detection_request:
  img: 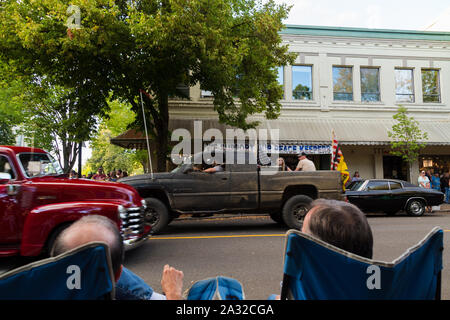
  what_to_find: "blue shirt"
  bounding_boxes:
[115,267,166,300]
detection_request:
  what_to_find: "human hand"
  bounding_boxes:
[161,264,184,300]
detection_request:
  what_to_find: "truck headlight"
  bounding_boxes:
[117,205,127,219]
[141,199,147,209]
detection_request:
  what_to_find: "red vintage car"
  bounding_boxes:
[0,145,151,257]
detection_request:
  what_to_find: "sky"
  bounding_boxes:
[273,0,450,31]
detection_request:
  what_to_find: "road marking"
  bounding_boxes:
[150,234,286,240]
[152,230,450,240]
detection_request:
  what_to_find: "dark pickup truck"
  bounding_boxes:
[120,153,344,234]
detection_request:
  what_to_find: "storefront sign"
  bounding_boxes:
[204,143,331,155]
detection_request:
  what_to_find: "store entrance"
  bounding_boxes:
[383,156,407,181]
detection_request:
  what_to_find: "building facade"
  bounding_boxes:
[113,25,450,183]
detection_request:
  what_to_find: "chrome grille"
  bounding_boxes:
[119,205,145,241]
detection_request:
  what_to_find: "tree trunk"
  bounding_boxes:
[155,93,169,172]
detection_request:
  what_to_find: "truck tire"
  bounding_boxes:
[281,195,313,230]
[144,197,169,234]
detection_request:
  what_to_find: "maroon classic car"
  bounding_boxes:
[0,145,151,257]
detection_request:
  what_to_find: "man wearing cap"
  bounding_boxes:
[295,152,316,172]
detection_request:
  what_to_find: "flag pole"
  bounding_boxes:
[140,90,154,180]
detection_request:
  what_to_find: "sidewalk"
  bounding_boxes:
[436,203,450,212]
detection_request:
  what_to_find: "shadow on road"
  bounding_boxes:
[156,215,288,236]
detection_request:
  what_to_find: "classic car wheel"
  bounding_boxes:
[144,197,169,234]
[406,199,425,216]
[281,195,313,230]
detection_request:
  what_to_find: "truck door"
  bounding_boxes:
[0,154,21,244]
[171,165,231,212]
[228,164,259,210]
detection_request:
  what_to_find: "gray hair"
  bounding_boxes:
[52,215,124,275]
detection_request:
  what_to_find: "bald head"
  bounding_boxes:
[302,199,373,259]
[52,215,124,278]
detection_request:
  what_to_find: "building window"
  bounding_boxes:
[277,66,284,99]
[360,67,380,102]
[333,66,353,101]
[277,66,284,86]
[395,68,414,103]
[292,65,313,100]
[421,69,440,103]
[201,90,213,98]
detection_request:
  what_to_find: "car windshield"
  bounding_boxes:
[347,180,365,191]
[18,152,64,178]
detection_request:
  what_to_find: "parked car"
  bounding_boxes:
[120,151,345,233]
[0,145,151,257]
[345,179,444,216]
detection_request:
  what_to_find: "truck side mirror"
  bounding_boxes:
[6,185,20,196]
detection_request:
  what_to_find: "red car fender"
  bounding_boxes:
[20,201,127,256]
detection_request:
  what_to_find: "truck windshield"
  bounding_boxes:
[18,153,64,178]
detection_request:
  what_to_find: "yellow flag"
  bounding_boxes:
[337,154,350,190]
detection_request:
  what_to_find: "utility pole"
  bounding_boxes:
[78,142,82,178]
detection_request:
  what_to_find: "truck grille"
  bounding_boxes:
[119,206,146,242]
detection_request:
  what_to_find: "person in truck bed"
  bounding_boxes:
[52,215,184,300]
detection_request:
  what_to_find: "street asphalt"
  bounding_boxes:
[1,206,450,300]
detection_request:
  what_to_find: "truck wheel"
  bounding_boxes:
[144,197,169,234]
[282,195,313,230]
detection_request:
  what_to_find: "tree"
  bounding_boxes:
[388,106,428,178]
[116,0,297,171]
[1,0,296,172]
[86,100,144,175]
[0,0,113,171]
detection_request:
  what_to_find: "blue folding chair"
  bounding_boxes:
[278,227,443,300]
[187,276,245,300]
[0,242,115,300]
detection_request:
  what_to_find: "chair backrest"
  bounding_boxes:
[187,276,245,300]
[0,242,115,300]
[280,227,443,300]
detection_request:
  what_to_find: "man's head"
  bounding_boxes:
[302,199,373,259]
[298,152,307,161]
[52,215,124,281]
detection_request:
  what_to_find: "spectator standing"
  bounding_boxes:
[92,167,107,181]
[351,171,362,182]
[418,170,430,189]
[443,173,450,203]
[431,173,441,191]
[108,171,117,182]
[418,171,433,213]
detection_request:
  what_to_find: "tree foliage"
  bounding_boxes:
[1,0,296,172]
[388,106,428,164]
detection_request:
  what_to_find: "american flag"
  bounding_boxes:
[330,131,342,170]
